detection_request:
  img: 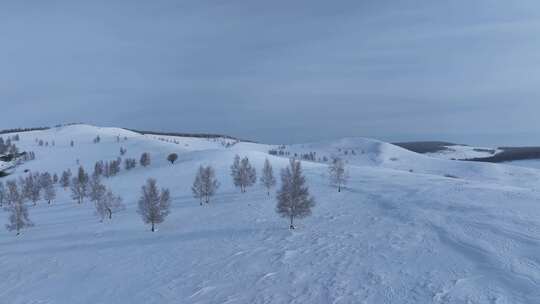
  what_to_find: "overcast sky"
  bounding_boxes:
[1,1,540,145]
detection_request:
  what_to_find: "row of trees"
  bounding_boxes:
[191,156,322,229]
[0,137,19,155]
[0,171,58,235]
[2,151,347,234]
[148,156,316,231]
[0,164,128,234]
[0,172,57,207]
[140,155,344,230]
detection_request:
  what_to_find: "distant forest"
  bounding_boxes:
[128,129,252,142]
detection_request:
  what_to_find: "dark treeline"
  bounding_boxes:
[393,141,460,154]
[127,129,254,143]
[0,123,85,136]
[0,127,50,135]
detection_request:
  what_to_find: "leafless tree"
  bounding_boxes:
[140,152,151,167]
[94,161,105,177]
[124,158,137,170]
[328,157,349,192]
[192,165,220,205]
[60,169,72,189]
[71,166,89,204]
[40,172,56,204]
[4,181,33,235]
[5,180,19,205]
[230,155,257,193]
[137,178,170,232]
[91,176,124,222]
[276,159,316,229]
[95,190,124,221]
[108,158,121,176]
[260,158,276,196]
[88,174,106,205]
[22,173,41,206]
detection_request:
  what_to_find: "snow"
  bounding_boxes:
[0,161,11,171]
[1,124,540,303]
[506,159,540,170]
[426,145,501,160]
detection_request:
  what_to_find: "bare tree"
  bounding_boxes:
[276,159,316,229]
[230,155,257,193]
[93,161,105,177]
[88,174,123,221]
[140,152,151,167]
[137,178,170,232]
[124,158,137,170]
[71,166,89,204]
[88,174,106,205]
[192,165,220,205]
[22,173,41,206]
[260,158,276,196]
[94,186,124,222]
[192,168,205,205]
[60,169,72,189]
[5,180,19,205]
[328,157,348,192]
[108,158,121,176]
[167,153,178,164]
[230,155,241,188]
[4,181,33,235]
[40,172,56,204]
[103,162,111,177]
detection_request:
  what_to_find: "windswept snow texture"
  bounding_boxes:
[1,125,540,304]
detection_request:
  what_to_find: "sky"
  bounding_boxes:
[1,0,540,146]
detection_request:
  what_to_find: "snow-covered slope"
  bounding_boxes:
[1,125,540,303]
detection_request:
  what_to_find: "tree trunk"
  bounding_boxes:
[107,208,112,219]
[151,222,155,232]
[289,216,295,230]
[338,185,341,192]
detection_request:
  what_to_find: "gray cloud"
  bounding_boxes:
[1,0,540,145]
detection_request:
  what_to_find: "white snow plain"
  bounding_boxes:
[1,124,540,304]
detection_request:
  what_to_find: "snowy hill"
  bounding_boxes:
[1,124,540,303]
